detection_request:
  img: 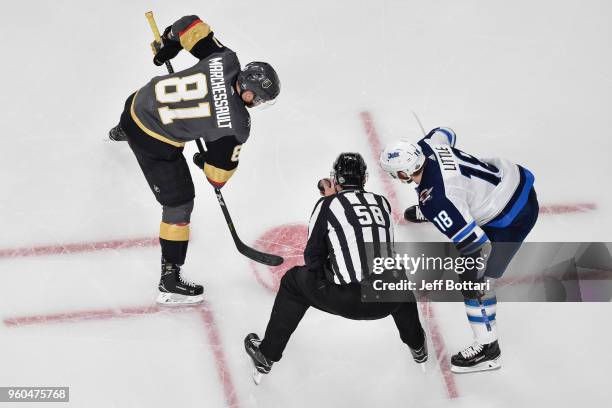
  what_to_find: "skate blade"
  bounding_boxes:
[156,292,204,306]
[418,362,427,373]
[247,356,266,385]
[246,350,266,385]
[252,369,263,385]
[451,357,501,374]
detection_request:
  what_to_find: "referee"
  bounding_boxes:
[244,152,427,383]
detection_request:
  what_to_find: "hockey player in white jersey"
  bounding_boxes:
[380,127,539,373]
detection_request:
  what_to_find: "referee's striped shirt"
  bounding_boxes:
[304,189,394,284]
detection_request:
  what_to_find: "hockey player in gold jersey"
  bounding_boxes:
[109,15,281,305]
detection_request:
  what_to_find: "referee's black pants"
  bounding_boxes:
[259,265,425,362]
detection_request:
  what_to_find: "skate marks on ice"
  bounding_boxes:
[3,301,240,408]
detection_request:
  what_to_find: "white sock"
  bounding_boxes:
[464,283,498,345]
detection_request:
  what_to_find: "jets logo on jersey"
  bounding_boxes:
[387,151,400,159]
[419,187,433,205]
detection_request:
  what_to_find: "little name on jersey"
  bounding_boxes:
[434,145,457,171]
[209,58,232,129]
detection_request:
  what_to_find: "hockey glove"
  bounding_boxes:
[193,151,207,169]
[153,26,182,66]
[458,242,491,278]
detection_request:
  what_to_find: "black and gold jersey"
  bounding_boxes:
[130,16,251,148]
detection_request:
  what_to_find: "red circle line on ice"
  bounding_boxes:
[250,223,308,292]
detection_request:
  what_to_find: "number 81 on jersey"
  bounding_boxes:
[154,73,212,125]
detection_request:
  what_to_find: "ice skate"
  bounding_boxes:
[244,333,273,385]
[156,260,203,306]
[108,124,127,141]
[451,340,501,373]
[409,329,428,372]
[410,342,428,364]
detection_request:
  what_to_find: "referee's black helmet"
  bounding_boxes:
[332,152,368,188]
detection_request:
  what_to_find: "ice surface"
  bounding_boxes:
[1,1,611,407]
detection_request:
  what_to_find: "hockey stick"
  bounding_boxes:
[144,11,284,267]
[195,141,284,266]
[411,110,427,136]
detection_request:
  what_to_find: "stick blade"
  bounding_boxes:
[238,243,284,266]
[212,188,284,266]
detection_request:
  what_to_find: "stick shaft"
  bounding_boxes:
[411,111,427,136]
[144,11,174,74]
[145,11,163,43]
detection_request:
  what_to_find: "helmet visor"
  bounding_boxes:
[388,170,413,184]
[249,94,278,109]
[397,170,412,181]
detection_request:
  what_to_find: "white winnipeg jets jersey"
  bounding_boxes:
[416,128,535,254]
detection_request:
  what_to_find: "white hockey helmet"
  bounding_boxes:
[379,140,425,184]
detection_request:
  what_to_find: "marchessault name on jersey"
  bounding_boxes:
[209,57,232,129]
